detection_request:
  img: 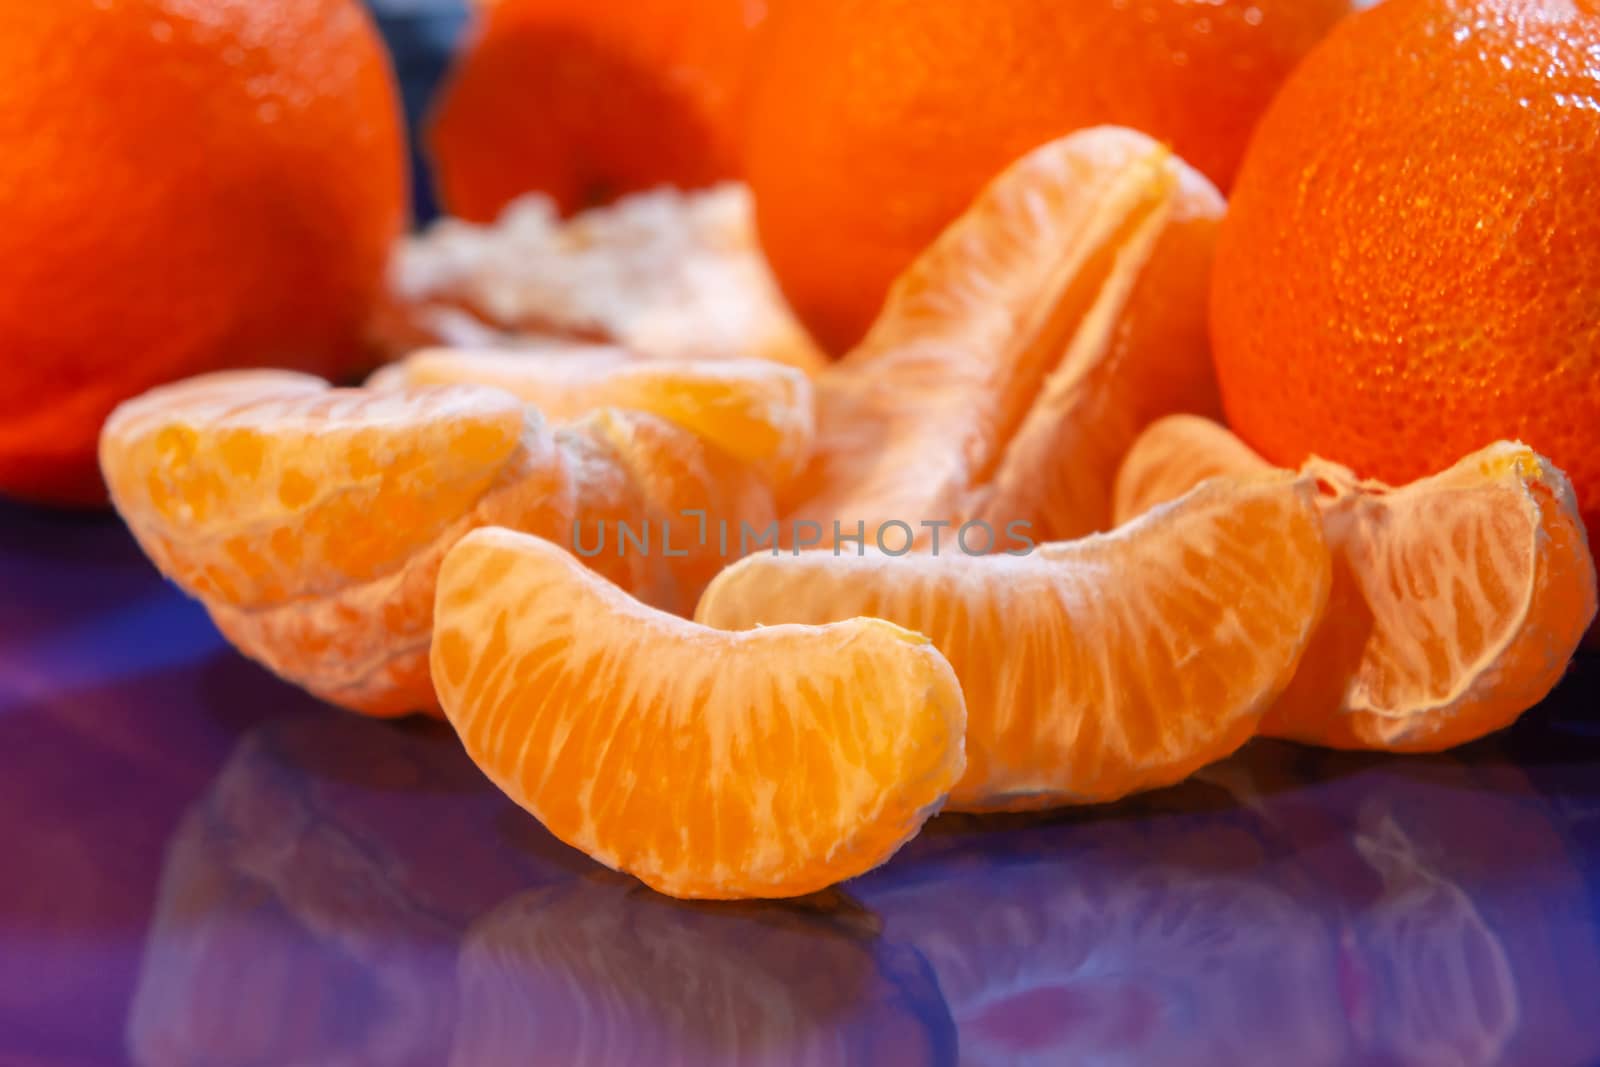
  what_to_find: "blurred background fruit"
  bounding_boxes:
[1211,0,1600,562]
[0,0,408,505]
[428,0,767,222]
[743,0,1355,353]
[378,185,827,371]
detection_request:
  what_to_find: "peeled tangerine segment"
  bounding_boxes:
[100,369,530,609]
[1114,418,1599,751]
[783,125,1224,546]
[1113,414,1279,526]
[430,528,967,900]
[101,371,774,716]
[698,475,1331,812]
[370,346,816,489]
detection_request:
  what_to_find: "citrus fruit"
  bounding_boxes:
[429,0,764,220]
[698,475,1330,812]
[782,127,1223,548]
[430,527,967,899]
[452,880,955,1064]
[1210,0,1600,565]
[381,185,825,372]
[0,0,406,505]
[370,347,815,488]
[1115,419,1598,751]
[745,0,1353,351]
[100,371,775,715]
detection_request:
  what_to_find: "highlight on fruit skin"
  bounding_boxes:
[1115,417,1599,751]
[430,527,968,900]
[699,474,1332,812]
[1208,0,1600,572]
[781,126,1226,549]
[369,347,816,489]
[99,370,774,716]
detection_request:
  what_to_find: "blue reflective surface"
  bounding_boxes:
[2,502,1599,1065]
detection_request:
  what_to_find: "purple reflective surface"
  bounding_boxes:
[2,501,1599,1066]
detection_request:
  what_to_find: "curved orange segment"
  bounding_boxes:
[1113,414,1277,525]
[699,476,1330,811]
[101,372,775,716]
[1114,419,1598,750]
[431,528,967,899]
[100,370,532,609]
[783,126,1224,547]
[1276,444,1597,750]
[372,348,815,488]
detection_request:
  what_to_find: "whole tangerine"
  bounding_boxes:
[0,0,407,505]
[428,0,767,222]
[744,0,1353,353]
[1211,0,1600,561]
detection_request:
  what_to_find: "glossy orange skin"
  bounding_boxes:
[745,0,1353,353]
[429,0,765,222]
[0,0,406,508]
[0,0,407,505]
[1212,0,1600,562]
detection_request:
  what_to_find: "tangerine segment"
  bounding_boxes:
[571,407,775,611]
[431,528,967,900]
[371,348,816,488]
[195,410,769,716]
[204,439,573,718]
[103,372,776,716]
[1276,444,1596,751]
[698,476,1330,812]
[782,126,1223,546]
[100,371,530,609]
[1114,421,1598,751]
[1113,414,1278,526]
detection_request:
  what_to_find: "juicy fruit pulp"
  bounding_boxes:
[699,476,1331,811]
[783,127,1225,548]
[1115,419,1598,750]
[431,528,967,899]
[1211,0,1600,565]
[370,348,816,489]
[100,371,774,715]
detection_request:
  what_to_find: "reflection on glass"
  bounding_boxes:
[121,711,1600,1067]
[1347,812,1517,1063]
[857,740,1600,1067]
[125,715,572,1066]
[1212,746,1600,1067]
[862,802,1348,1066]
[123,714,955,1067]
[452,879,955,1067]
